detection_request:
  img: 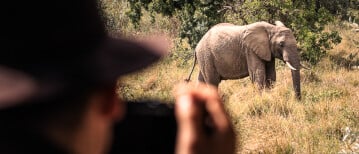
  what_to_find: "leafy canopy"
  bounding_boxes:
[125,0,356,65]
[127,0,226,48]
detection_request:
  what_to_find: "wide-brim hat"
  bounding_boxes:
[0,0,165,109]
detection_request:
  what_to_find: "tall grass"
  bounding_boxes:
[119,60,358,153]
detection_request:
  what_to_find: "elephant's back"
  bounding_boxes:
[195,23,248,79]
[196,24,243,52]
[212,23,235,27]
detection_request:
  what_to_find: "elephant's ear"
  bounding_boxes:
[243,23,272,61]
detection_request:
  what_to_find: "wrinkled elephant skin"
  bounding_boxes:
[193,21,301,99]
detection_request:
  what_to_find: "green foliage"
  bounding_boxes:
[169,38,193,67]
[300,31,341,65]
[112,0,357,65]
[319,0,359,20]
[126,0,226,48]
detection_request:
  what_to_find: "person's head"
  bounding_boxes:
[0,0,164,153]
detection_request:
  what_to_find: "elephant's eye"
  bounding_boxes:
[279,41,285,48]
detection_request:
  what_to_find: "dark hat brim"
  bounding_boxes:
[0,36,164,109]
[92,37,163,84]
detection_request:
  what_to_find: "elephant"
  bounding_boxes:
[186,21,302,99]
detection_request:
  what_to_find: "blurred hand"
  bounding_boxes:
[174,83,235,154]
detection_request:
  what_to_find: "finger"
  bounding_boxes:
[174,85,207,153]
[175,94,204,131]
[174,83,235,154]
[174,83,206,135]
[186,83,235,152]
[175,82,232,134]
[174,82,219,101]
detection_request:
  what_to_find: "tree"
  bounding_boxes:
[126,0,228,48]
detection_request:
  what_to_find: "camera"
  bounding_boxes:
[109,101,177,154]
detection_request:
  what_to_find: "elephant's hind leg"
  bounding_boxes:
[203,68,221,87]
[198,70,221,87]
[198,55,221,87]
[198,71,205,82]
[197,71,221,87]
[207,76,221,87]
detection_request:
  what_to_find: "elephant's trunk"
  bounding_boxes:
[291,70,301,99]
[283,49,301,99]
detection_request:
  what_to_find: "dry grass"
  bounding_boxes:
[119,62,359,154]
[221,66,358,153]
[116,20,359,153]
[327,22,359,70]
[117,59,192,103]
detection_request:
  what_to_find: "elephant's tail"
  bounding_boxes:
[185,50,197,82]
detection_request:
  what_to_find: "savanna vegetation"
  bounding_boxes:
[101,0,359,153]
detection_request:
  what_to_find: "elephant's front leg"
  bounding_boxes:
[265,59,276,88]
[246,52,266,89]
[251,68,266,89]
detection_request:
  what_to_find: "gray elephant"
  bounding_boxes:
[187,21,302,99]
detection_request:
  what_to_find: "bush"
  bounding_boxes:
[126,0,226,48]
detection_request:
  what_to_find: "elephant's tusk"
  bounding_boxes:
[286,62,298,70]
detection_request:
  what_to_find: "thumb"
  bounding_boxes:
[175,93,205,140]
[174,85,207,153]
